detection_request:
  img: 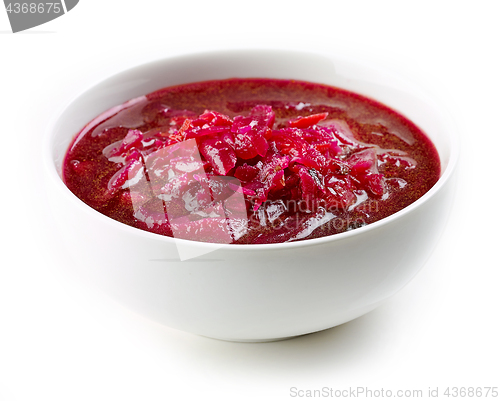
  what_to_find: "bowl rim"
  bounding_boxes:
[43,48,460,251]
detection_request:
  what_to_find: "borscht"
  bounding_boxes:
[63,79,440,244]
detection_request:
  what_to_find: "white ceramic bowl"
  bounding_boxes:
[44,50,458,342]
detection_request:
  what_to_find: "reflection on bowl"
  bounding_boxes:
[43,50,458,342]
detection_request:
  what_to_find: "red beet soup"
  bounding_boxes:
[63,79,440,244]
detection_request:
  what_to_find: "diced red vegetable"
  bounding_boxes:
[289,112,328,128]
[199,135,237,176]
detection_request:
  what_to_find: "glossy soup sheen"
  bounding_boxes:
[63,79,440,244]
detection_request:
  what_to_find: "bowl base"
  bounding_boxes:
[202,334,305,343]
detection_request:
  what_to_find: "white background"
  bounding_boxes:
[1,1,499,400]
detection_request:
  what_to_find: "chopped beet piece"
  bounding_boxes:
[234,164,259,182]
[289,112,328,128]
[199,135,237,176]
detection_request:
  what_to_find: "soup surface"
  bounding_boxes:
[63,79,440,244]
